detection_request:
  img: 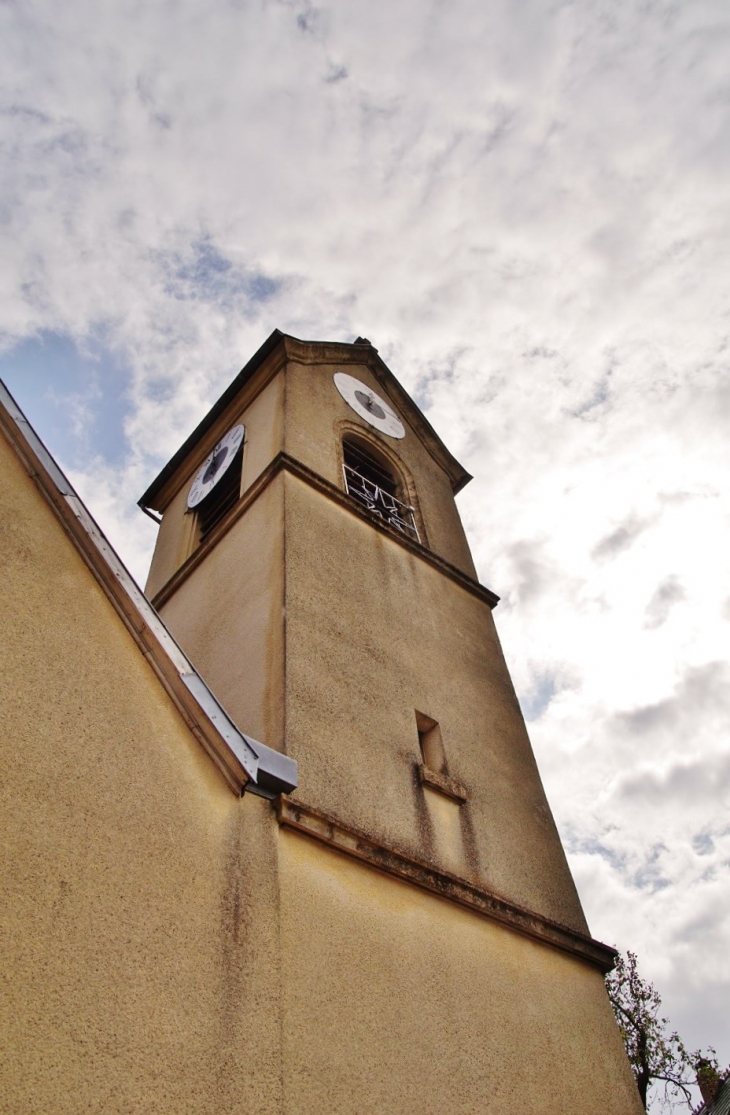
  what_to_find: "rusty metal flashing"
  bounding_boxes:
[151,450,500,612]
[277,797,618,973]
[0,381,297,801]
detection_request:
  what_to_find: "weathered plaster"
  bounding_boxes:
[278,830,644,1115]
[0,430,286,1113]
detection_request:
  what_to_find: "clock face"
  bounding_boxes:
[334,373,405,439]
[187,424,245,509]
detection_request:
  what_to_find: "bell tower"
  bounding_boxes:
[139,331,643,1115]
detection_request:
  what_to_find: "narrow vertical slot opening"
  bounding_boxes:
[416,711,447,774]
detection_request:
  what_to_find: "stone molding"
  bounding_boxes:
[276,796,618,974]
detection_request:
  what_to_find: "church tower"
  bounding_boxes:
[139,331,642,1114]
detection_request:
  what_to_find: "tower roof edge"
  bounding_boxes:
[365,345,472,495]
[138,330,472,510]
[138,328,286,510]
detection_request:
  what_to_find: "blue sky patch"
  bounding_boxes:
[165,239,281,308]
[0,331,132,467]
[519,671,557,721]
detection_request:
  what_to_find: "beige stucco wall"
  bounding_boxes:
[146,365,284,598]
[158,474,286,750]
[1,413,642,1114]
[279,831,644,1115]
[114,334,645,1114]
[146,341,479,600]
[282,355,477,578]
[0,431,284,1114]
[148,351,588,929]
[282,471,587,932]
[153,449,583,929]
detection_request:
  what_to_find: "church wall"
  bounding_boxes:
[282,356,478,579]
[278,829,644,1115]
[2,330,643,1115]
[0,432,285,1114]
[282,470,588,933]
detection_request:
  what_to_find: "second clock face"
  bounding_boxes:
[334,373,405,439]
[187,424,244,509]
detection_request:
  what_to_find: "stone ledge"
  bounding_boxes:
[418,764,468,803]
[276,796,618,974]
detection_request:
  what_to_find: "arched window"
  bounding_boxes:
[342,436,420,543]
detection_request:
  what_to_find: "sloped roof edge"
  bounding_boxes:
[139,328,285,509]
[363,345,472,495]
[0,381,297,801]
[139,329,472,509]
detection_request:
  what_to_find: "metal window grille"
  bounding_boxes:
[342,463,420,543]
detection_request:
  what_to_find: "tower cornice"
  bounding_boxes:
[149,449,499,611]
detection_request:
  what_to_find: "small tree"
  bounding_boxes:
[606,950,719,1112]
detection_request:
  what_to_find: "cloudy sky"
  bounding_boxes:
[2,0,729,1098]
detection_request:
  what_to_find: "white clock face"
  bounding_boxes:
[187,424,245,509]
[334,372,405,439]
